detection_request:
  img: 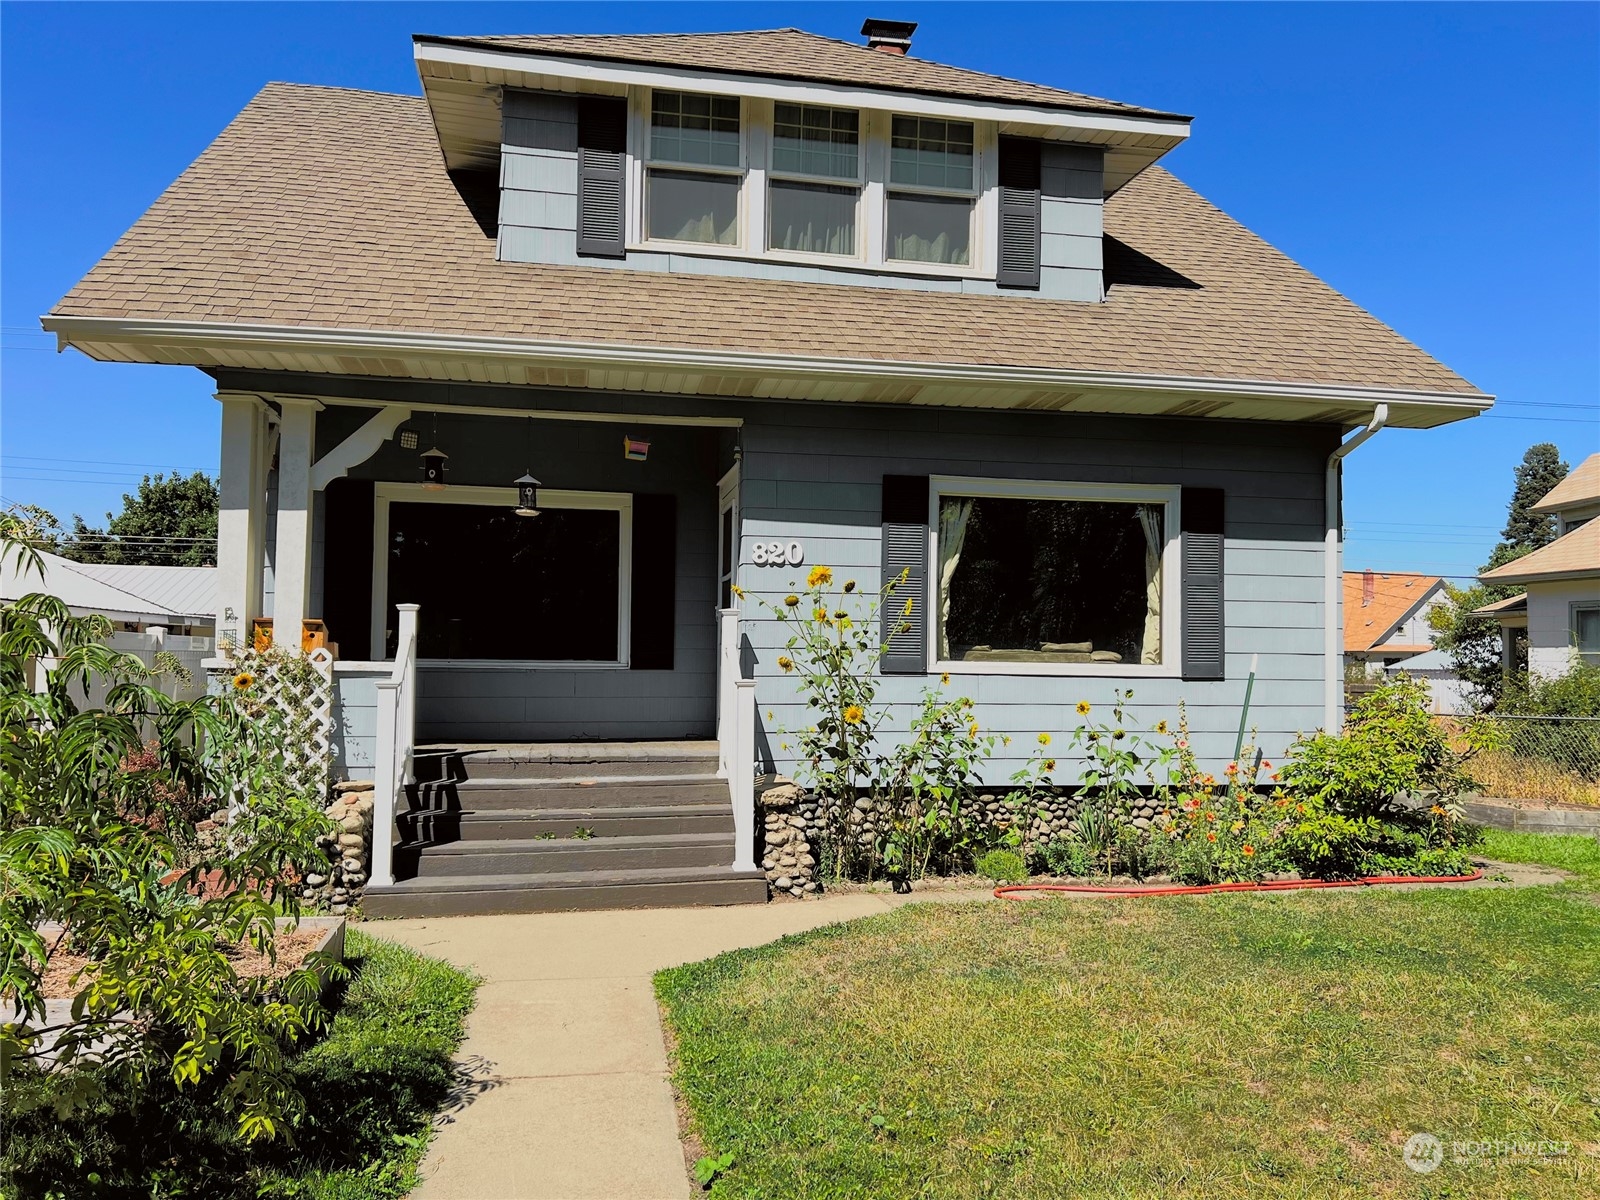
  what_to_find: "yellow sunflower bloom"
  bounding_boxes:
[940,672,951,686]
[777,655,795,672]
[1038,732,1052,746]
[784,594,800,607]
[1075,700,1091,716]
[968,722,980,737]
[814,607,830,623]
[807,565,833,588]
[1155,720,1169,735]
[843,705,864,725]
[730,583,745,599]
[232,671,254,691]
[902,596,915,618]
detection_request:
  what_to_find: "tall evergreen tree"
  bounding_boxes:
[1488,443,1568,565]
[65,472,219,567]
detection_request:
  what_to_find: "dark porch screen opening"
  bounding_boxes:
[386,503,620,661]
[939,496,1164,666]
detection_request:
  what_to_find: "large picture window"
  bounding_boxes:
[1574,603,1600,666]
[374,487,631,664]
[646,91,742,245]
[932,481,1177,669]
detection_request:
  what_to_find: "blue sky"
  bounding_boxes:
[3,2,1596,578]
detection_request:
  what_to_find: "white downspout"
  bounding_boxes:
[1324,403,1388,731]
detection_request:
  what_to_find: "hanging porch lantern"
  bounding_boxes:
[513,472,542,517]
[420,446,448,490]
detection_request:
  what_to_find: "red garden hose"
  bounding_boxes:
[994,870,1483,900]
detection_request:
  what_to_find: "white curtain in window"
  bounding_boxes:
[937,498,974,659]
[1137,504,1163,665]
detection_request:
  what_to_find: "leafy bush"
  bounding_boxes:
[0,523,335,1141]
[975,848,1027,884]
[1040,834,1093,878]
[0,930,479,1199]
[1499,663,1600,717]
[1279,676,1473,817]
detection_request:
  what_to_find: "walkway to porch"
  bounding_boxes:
[376,887,995,1199]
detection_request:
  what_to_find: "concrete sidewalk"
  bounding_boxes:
[373,888,991,1200]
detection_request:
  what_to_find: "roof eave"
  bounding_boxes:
[410,32,1193,123]
[41,313,1495,429]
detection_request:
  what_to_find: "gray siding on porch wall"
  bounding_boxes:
[342,410,723,743]
[732,404,1339,779]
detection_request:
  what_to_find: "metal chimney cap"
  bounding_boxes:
[861,18,917,54]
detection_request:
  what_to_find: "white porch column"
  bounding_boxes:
[271,397,322,650]
[215,393,267,652]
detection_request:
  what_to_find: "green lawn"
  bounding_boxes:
[658,836,1600,1199]
[2,928,478,1199]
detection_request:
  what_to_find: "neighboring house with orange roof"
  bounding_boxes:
[1479,451,1600,678]
[1342,569,1449,669]
[41,19,1492,913]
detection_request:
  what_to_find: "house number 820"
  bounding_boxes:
[751,541,805,566]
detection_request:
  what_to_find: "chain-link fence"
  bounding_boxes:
[1467,715,1600,806]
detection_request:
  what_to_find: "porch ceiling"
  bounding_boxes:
[49,317,1489,431]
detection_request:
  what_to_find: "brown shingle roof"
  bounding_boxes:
[1343,571,1443,652]
[1530,452,1600,515]
[417,29,1185,119]
[48,83,1481,397]
[1479,520,1600,584]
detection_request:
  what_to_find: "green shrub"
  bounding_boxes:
[975,848,1027,884]
[0,930,478,1199]
[1276,809,1385,880]
[1040,835,1093,878]
[1498,663,1600,717]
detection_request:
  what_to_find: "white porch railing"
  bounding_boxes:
[370,604,419,888]
[716,606,757,872]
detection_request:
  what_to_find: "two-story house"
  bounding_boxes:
[1478,452,1600,678]
[43,21,1492,913]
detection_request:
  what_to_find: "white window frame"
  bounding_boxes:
[625,88,993,279]
[1572,600,1600,665]
[884,114,984,271]
[927,476,1183,677]
[371,483,633,669]
[764,98,866,264]
[636,88,749,252]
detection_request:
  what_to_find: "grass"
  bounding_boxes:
[658,836,1600,1200]
[1,928,478,1199]
[1473,751,1600,807]
[1478,828,1600,888]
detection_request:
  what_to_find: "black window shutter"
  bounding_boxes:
[630,493,675,669]
[320,477,373,658]
[1181,487,1226,681]
[577,97,627,259]
[996,137,1042,290]
[880,475,929,675]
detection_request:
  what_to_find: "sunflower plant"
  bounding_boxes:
[753,566,905,872]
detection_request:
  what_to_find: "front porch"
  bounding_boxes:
[215,386,764,906]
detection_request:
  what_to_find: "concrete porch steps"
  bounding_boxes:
[365,739,765,917]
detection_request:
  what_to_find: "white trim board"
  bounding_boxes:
[370,483,634,667]
[926,475,1183,678]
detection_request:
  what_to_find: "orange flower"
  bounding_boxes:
[1204,812,1216,822]
[1242,844,1256,856]
[1225,762,1239,776]
[1206,831,1218,843]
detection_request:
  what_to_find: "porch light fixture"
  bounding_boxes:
[513,472,542,518]
[419,445,448,490]
[419,412,447,490]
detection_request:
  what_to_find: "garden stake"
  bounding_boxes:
[1233,653,1258,763]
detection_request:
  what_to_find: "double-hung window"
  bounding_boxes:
[887,116,977,266]
[768,103,861,257]
[1574,603,1600,666]
[646,91,742,246]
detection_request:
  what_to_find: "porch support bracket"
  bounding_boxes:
[309,406,412,492]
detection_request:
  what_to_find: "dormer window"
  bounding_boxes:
[646,91,742,245]
[887,117,975,266]
[768,103,861,256]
